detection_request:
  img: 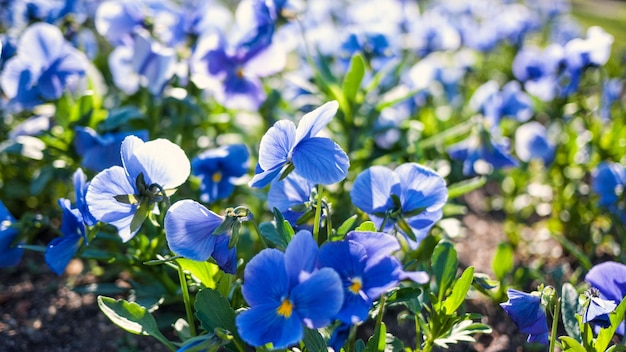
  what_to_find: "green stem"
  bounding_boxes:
[249,217,267,249]
[324,201,332,241]
[416,116,477,149]
[347,324,358,352]
[549,297,560,352]
[313,184,323,244]
[177,265,197,337]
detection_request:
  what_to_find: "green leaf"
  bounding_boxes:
[194,289,240,343]
[447,177,487,200]
[97,296,173,349]
[274,208,294,244]
[70,92,95,126]
[303,328,327,352]
[130,200,151,233]
[559,336,587,352]
[396,217,417,242]
[356,221,377,232]
[258,221,288,249]
[364,322,386,352]
[443,266,475,314]
[386,287,423,305]
[433,319,491,348]
[177,258,219,288]
[337,214,358,237]
[99,106,144,131]
[492,242,514,281]
[561,283,582,342]
[595,296,626,351]
[432,240,458,302]
[342,53,365,103]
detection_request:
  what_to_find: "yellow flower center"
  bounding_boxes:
[349,277,363,294]
[236,67,245,78]
[276,298,293,318]
[212,171,222,183]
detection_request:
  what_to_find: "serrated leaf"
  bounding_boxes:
[97,296,172,348]
[492,242,514,281]
[433,320,491,348]
[432,240,458,302]
[561,283,582,342]
[559,336,587,352]
[356,221,377,232]
[337,215,358,237]
[342,53,365,103]
[444,266,474,314]
[177,258,219,288]
[303,328,327,352]
[194,289,240,343]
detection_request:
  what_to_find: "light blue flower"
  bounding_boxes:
[585,261,626,334]
[514,121,555,165]
[350,163,447,248]
[164,199,236,274]
[0,22,87,110]
[45,199,85,276]
[86,136,190,242]
[249,101,349,188]
[236,231,343,348]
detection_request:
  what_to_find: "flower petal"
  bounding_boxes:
[45,233,81,276]
[294,101,339,146]
[242,248,288,306]
[248,164,283,188]
[350,166,400,214]
[345,231,400,263]
[291,267,343,328]
[268,172,315,212]
[258,120,295,172]
[236,303,303,348]
[362,257,401,299]
[291,137,349,185]
[585,261,626,302]
[124,137,191,189]
[395,163,447,213]
[85,166,138,242]
[164,200,223,261]
[212,235,237,274]
[19,23,65,66]
[284,230,318,288]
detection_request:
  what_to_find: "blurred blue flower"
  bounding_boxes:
[471,81,533,126]
[192,144,249,203]
[95,0,146,45]
[512,44,564,102]
[500,289,549,345]
[514,121,555,165]
[600,78,623,121]
[108,30,177,95]
[74,126,149,173]
[86,136,190,242]
[350,163,447,249]
[0,200,23,268]
[164,199,236,274]
[0,22,87,110]
[319,231,428,324]
[339,30,395,71]
[249,101,350,188]
[449,131,519,176]
[591,162,626,222]
[189,17,285,110]
[45,198,85,276]
[585,261,626,334]
[236,230,343,348]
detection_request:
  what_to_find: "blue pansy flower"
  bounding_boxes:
[470,81,533,126]
[591,162,626,222]
[95,0,146,45]
[86,136,190,242]
[0,22,87,110]
[583,289,617,329]
[45,199,85,276]
[585,261,626,334]
[0,200,23,267]
[249,101,350,188]
[108,29,177,95]
[189,4,284,111]
[73,168,97,227]
[164,199,236,274]
[514,121,555,165]
[236,231,343,348]
[319,231,428,324]
[500,289,549,344]
[350,163,447,249]
[74,126,149,173]
[192,144,250,203]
